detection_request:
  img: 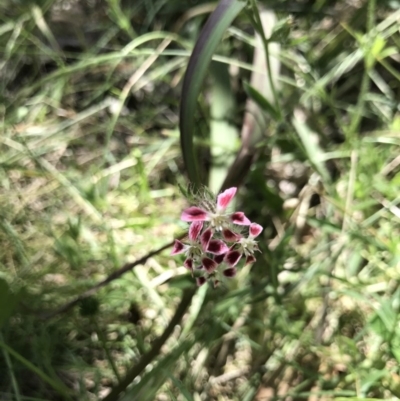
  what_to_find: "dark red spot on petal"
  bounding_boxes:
[217,187,237,210]
[245,255,256,265]
[207,240,229,255]
[249,223,263,238]
[171,240,186,255]
[196,277,207,286]
[231,212,251,226]
[224,250,242,267]
[214,254,225,265]
[201,228,213,251]
[223,268,237,278]
[202,257,218,273]
[222,228,240,242]
[189,221,203,241]
[184,258,193,270]
[181,207,208,222]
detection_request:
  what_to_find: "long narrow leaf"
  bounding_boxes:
[0,340,72,399]
[179,0,245,187]
[292,110,330,182]
[243,81,280,121]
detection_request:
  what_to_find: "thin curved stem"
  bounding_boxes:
[102,288,196,401]
[42,234,185,320]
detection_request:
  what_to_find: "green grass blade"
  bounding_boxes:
[179,0,245,187]
[243,81,280,121]
[0,332,21,401]
[0,340,72,399]
[0,279,21,328]
[292,111,330,182]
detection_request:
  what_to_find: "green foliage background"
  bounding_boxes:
[1,0,400,400]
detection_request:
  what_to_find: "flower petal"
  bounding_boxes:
[222,228,240,242]
[181,207,208,222]
[245,255,256,265]
[207,240,229,255]
[224,250,242,267]
[231,212,251,225]
[217,187,237,211]
[196,277,207,286]
[249,222,263,238]
[202,257,218,273]
[201,228,213,251]
[214,254,225,265]
[189,221,203,241]
[223,268,237,277]
[184,258,193,270]
[171,240,187,255]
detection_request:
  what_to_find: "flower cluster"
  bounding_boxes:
[172,187,263,286]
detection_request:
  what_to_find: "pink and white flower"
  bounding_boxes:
[172,186,264,286]
[171,221,203,256]
[181,187,251,230]
[171,221,204,270]
[224,223,263,267]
